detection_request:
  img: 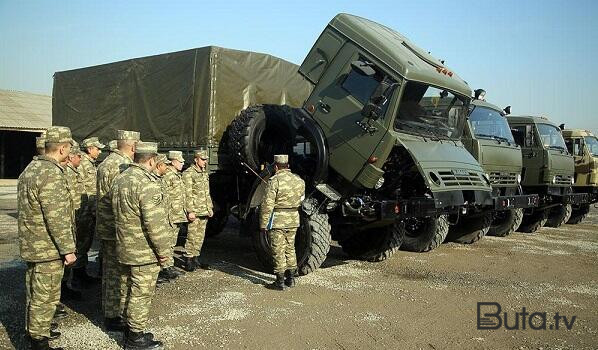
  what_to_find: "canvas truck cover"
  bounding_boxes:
[52,46,313,148]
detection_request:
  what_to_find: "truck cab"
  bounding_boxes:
[506,116,588,231]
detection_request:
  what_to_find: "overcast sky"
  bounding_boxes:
[1,0,597,132]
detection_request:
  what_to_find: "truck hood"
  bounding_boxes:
[479,141,522,171]
[549,150,574,174]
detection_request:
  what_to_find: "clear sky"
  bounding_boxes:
[1,0,597,131]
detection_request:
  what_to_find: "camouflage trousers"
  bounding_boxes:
[101,240,128,318]
[74,204,96,268]
[25,259,64,340]
[124,263,160,332]
[268,228,298,274]
[184,217,208,257]
[163,224,181,268]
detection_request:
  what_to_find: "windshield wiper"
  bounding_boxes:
[548,145,566,152]
[475,133,511,143]
[395,120,439,141]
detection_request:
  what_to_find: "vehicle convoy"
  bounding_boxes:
[562,129,598,224]
[53,13,495,275]
[506,116,589,232]
[460,96,539,237]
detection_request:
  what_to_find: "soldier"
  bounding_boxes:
[96,129,139,331]
[260,154,305,291]
[72,137,105,287]
[182,149,213,272]
[157,151,188,281]
[112,141,169,349]
[18,126,77,350]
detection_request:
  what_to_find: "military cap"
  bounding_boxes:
[136,141,158,155]
[108,140,117,151]
[167,150,185,163]
[274,154,289,164]
[156,153,171,165]
[70,141,82,155]
[194,149,209,160]
[45,126,74,145]
[116,129,140,141]
[35,136,46,149]
[81,136,106,149]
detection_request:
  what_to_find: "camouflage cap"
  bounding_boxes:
[116,129,140,141]
[274,154,288,164]
[167,150,185,163]
[70,141,82,155]
[108,140,117,151]
[81,136,106,149]
[156,153,171,165]
[45,126,74,145]
[135,141,158,155]
[194,149,209,160]
[35,136,46,149]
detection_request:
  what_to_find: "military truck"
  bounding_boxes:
[54,13,494,274]
[562,129,598,224]
[505,116,588,232]
[460,97,539,237]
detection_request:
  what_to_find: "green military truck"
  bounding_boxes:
[54,13,494,274]
[460,97,539,237]
[562,129,598,223]
[505,116,589,232]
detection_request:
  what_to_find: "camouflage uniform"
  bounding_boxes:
[96,130,139,319]
[182,150,212,258]
[260,157,305,275]
[162,153,187,266]
[18,127,75,341]
[112,142,170,333]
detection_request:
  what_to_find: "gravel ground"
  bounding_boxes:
[1,186,597,349]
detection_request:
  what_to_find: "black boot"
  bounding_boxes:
[60,282,82,301]
[50,322,58,331]
[29,336,64,350]
[284,269,296,288]
[267,273,286,291]
[53,308,67,321]
[124,330,163,350]
[71,267,99,289]
[104,317,126,332]
[184,256,196,272]
[49,330,61,340]
[194,256,211,270]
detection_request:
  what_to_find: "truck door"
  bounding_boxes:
[305,43,398,183]
[511,124,543,185]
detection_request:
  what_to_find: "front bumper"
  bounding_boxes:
[493,194,539,210]
[388,189,493,219]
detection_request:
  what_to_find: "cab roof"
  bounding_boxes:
[506,115,560,128]
[471,99,503,112]
[562,129,596,138]
[329,14,471,98]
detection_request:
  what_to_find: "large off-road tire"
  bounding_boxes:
[338,222,405,262]
[447,211,493,244]
[566,203,591,224]
[487,209,524,237]
[517,209,549,233]
[400,215,449,252]
[227,105,295,172]
[250,199,332,275]
[545,204,572,228]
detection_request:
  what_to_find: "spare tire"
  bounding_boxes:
[446,211,493,244]
[338,222,404,262]
[545,204,572,228]
[400,215,449,252]
[566,203,591,224]
[487,209,524,237]
[517,209,549,233]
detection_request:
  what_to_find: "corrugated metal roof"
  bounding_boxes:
[0,89,51,131]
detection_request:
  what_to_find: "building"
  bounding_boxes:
[0,89,51,178]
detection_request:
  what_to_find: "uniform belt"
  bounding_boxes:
[273,207,300,212]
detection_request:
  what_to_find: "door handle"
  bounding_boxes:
[318,100,331,114]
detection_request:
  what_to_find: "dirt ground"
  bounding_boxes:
[1,182,597,350]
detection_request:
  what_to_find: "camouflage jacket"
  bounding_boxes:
[18,156,76,262]
[96,150,132,241]
[162,166,187,224]
[65,164,84,213]
[112,164,170,265]
[79,153,97,206]
[182,165,213,217]
[260,169,305,229]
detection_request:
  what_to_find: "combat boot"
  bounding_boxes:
[104,317,127,332]
[71,267,99,289]
[53,308,67,321]
[29,336,64,350]
[124,330,163,350]
[49,330,61,340]
[194,256,211,270]
[267,273,286,291]
[184,256,196,272]
[284,269,297,288]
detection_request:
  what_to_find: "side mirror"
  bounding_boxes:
[525,124,534,147]
[361,101,383,120]
[351,60,375,76]
[503,106,511,115]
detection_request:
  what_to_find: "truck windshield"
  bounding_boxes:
[469,106,515,143]
[584,136,598,156]
[394,82,467,139]
[537,124,567,151]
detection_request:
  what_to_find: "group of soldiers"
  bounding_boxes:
[18,126,305,350]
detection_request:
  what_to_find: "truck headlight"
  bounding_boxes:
[516,174,522,183]
[552,176,557,184]
[375,177,385,189]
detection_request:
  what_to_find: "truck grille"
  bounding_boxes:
[437,170,484,187]
[489,172,518,186]
[554,174,572,185]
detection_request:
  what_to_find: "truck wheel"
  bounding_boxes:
[227,104,295,172]
[517,209,549,233]
[487,209,523,237]
[338,222,404,262]
[400,215,449,252]
[250,200,332,275]
[447,212,493,244]
[545,204,572,228]
[566,203,591,224]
